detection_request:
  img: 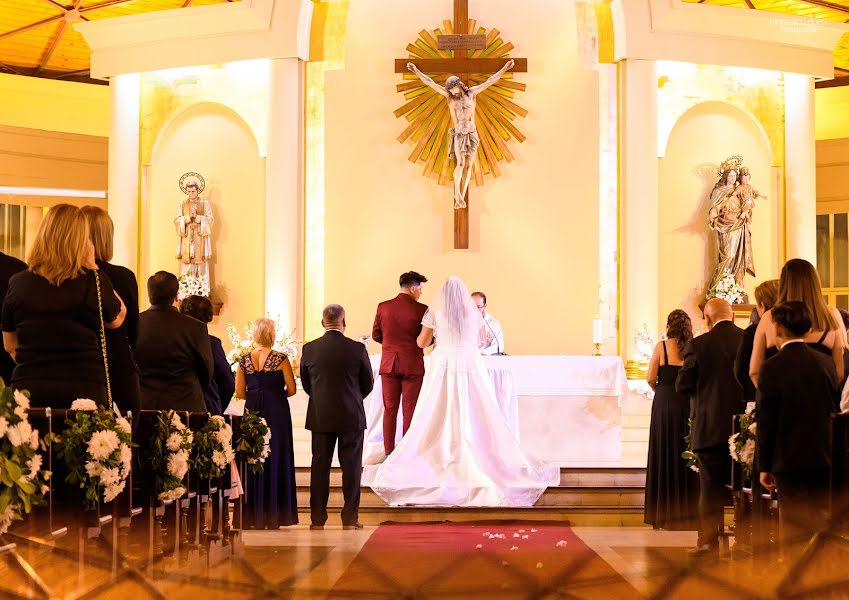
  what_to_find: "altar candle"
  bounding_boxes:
[592,317,603,344]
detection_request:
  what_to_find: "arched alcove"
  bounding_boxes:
[658,100,779,327]
[145,102,265,337]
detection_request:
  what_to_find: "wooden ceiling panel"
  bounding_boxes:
[0,0,235,80]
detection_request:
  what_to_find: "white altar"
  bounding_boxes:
[289,355,628,468]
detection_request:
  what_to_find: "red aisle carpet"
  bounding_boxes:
[331,521,640,599]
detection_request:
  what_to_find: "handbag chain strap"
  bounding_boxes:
[94,270,113,410]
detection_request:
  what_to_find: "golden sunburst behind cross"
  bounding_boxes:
[394,20,528,188]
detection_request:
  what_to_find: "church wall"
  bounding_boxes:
[319,0,601,354]
[659,102,778,331]
[0,73,110,137]
[816,86,849,141]
[145,103,265,341]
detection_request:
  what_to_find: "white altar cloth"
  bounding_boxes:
[362,355,626,467]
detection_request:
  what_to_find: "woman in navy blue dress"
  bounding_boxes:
[235,318,299,529]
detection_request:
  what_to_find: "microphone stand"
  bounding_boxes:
[484,314,507,356]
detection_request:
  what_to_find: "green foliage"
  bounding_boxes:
[189,416,233,481]
[0,378,51,533]
[235,410,271,474]
[57,403,133,511]
[147,411,192,501]
[681,418,699,473]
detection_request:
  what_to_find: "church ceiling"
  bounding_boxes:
[0,0,236,83]
[1,1,848,84]
[684,0,849,77]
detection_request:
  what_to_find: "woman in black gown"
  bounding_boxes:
[235,318,299,529]
[82,206,140,419]
[644,309,698,530]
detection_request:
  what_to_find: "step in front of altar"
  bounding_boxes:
[293,467,647,525]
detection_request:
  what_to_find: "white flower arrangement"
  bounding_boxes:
[729,410,757,479]
[0,383,51,534]
[225,318,300,371]
[177,273,210,300]
[149,411,193,502]
[191,415,235,480]
[60,401,133,509]
[708,271,746,305]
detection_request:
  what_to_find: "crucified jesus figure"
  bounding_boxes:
[407,59,515,208]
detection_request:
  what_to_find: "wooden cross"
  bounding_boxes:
[394,0,528,249]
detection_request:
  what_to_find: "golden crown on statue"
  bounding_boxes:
[716,155,744,177]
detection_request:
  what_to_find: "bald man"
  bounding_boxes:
[676,298,744,557]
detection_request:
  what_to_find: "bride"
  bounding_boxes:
[366,276,559,507]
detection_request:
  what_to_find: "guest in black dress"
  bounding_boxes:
[236,318,299,529]
[644,309,698,530]
[734,279,778,404]
[180,295,234,415]
[82,206,141,419]
[0,251,26,385]
[1,204,127,407]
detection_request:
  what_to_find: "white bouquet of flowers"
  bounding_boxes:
[60,399,133,509]
[149,411,194,502]
[729,409,756,479]
[708,271,745,305]
[190,415,235,480]
[226,317,300,371]
[178,273,210,300]
[0,382,51,534]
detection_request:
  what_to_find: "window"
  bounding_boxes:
[817,212,849,309]
[0,203,27,260]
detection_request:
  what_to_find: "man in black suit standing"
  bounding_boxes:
[758,301,838,554]
[136,271,213,412]
[0,252,26,385]
[676,298,744,556]
[301,304,374,530]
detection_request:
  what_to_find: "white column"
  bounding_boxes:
[784,72,817,264]
[107,73,141,271]
[265,58,304,335]
[619,59,659,363]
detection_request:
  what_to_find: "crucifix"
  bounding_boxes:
[394,0,528,249]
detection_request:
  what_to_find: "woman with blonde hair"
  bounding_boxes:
[81,206,140,419]
[236,318,298,528]
[750,259,846,387]
[2,204,126,407]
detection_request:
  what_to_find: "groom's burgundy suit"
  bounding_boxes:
[372,293,428,455]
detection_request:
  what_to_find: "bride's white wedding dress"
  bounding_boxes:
[364,278,559,507]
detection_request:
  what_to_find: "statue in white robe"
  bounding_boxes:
[174,178,214,286]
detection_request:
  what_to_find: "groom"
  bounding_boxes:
[372,271,428,455]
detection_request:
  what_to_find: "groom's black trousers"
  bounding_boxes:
[310,430,364,526]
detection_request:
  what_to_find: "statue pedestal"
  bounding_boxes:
[732,303,755,323]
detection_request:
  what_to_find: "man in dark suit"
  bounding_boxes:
[136,271,213,412]
[758,301,838,554]
[0,252,26,385]
[676,298,744,556]
[301,304,374,530]
[372,271,428,455]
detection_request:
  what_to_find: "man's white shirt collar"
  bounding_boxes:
[779,339,806,350]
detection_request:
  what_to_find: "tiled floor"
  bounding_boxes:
[5,521,849,598]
